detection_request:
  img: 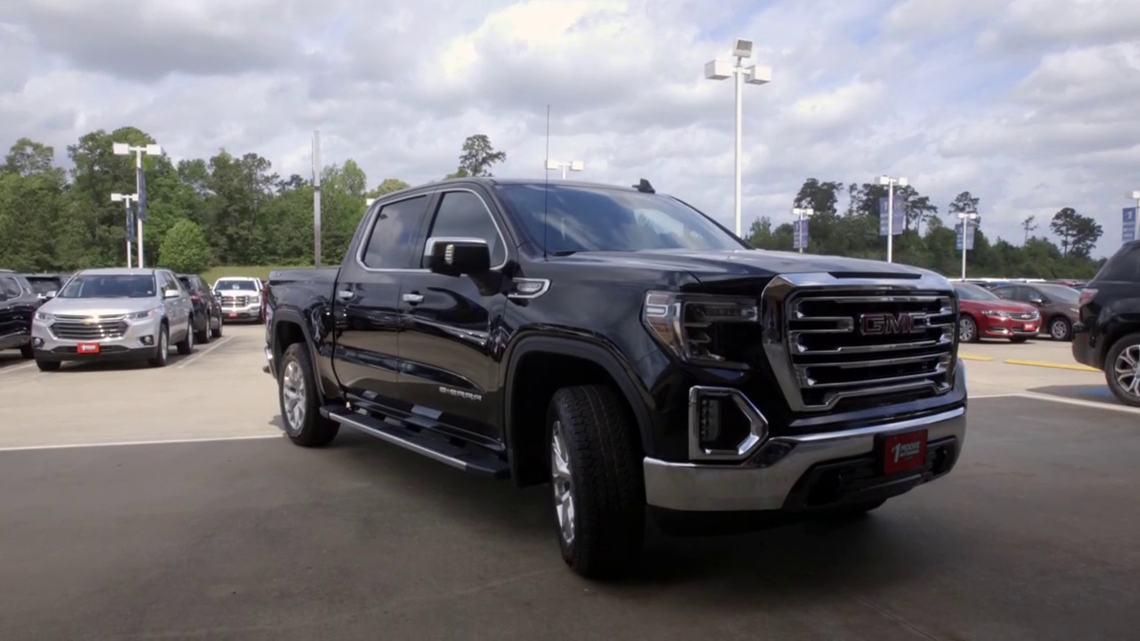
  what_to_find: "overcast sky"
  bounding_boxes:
[2,0,1139,255]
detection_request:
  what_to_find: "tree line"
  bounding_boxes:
[0,128,509,274]
[0,127,1106,279]
[747,179,1107,279]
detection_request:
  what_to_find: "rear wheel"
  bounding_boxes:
[19,343,34,359]
[1049,317,1072,341]
[1105,333,1140,408]
[279,343,339,447]
[547,385,644,579]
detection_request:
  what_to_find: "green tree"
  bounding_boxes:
[1049,207,1102,258]
[158,220,211,273]
[366,178,410,198]
[456,134,506,177]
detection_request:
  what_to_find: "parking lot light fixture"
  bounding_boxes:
[705,37,772,238]
[958,211,979,279]
[112,142,162,268]
[545,159,584,180]
[878,175,907,263]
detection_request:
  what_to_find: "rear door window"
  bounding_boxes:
[1096,245,1140,282]
[361,196,431,269]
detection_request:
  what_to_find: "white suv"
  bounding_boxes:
[213,277,264,323]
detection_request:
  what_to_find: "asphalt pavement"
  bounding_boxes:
[0,328,1137,639]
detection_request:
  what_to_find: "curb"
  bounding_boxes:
[1003,359,1100,373]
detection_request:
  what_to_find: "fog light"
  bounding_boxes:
[32,338,43,348]
[141,335,154,346]
[698,397,722,443]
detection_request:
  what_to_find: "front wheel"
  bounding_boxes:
[210,314,223,339]
[1105,333,1140,408]
[195,315,211,344]
[547,385,645,579]
[35,359,60,372]
[148,324,169,368]
[958,316,979,343]
[1010,336,1029,344]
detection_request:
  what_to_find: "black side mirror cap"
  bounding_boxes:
[425,237,492,276]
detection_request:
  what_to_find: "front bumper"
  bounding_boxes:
[221,303,261,320]
[980,315,1039,338]
[31,316,162,362]
[643,406,965,513]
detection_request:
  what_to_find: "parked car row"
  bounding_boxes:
[952,280,1081,343]
[1,268,268,371]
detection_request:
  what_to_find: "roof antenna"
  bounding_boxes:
[543,104,550,261]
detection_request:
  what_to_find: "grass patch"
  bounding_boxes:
[201,265,310,285]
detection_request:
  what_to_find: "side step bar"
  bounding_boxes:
[320,406,510,479]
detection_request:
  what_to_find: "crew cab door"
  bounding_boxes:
[397,187,509,445]
[331,193,433,413]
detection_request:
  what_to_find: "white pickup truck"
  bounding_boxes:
[212,277,264,323]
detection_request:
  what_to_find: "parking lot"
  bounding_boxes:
[2,329,1137,640]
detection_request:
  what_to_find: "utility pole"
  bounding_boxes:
[313,131,322,268]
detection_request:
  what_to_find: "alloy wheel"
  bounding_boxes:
[958,318,975,342]
[1051,319,1068,340]
[1113,345,1140,400]
[282,360,307,432]
[550,419,576,546]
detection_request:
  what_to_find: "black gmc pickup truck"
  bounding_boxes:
[265,177,968,578]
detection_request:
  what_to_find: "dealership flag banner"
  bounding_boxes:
[792,219,809,250]
[878,194,907,236]
[137,165,149,222]
[955,222,976,251]
[1123,207,1137,243]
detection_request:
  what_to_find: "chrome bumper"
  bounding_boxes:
[643,406,966,512]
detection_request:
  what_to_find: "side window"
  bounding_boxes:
[361,196,431,269]
[0,277,20,298]
[426,191,506,266]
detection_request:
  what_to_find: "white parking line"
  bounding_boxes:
[969,393,1023,399]
[0,433,282,453]
[175,335,235,369]
[0,361,37,376]
[1012,391,1140,415]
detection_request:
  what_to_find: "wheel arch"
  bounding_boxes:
[503,336,655,488]
[270,308,338,405]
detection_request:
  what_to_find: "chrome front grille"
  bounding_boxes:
[221,295,250,307]
[761,273,958,413]
[51,315,129,341]
[1010,312,1038,321]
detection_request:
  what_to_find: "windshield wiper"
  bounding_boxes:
[551,250,578,256]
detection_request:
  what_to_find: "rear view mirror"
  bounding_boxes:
[164,288,181,299]
[425,237,491,276]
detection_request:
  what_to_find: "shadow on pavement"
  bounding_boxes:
[1029,383,1122,406]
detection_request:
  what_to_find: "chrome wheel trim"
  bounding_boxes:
[1113,345,1140,399]
[958,317,974,342]
[1051,319,1068,339]
[282,360,307,432]
[551,419,576,547]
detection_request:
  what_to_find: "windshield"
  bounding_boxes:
[26,277,62,294]
[954,282,1001,301]
[1037,284,1080,304]
[493,184,746,254]
[59,275,156,299]
[214,280,258,291]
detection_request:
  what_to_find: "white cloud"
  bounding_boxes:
[1,0,1138,256]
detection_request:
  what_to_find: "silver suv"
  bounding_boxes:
[31,268,195,371]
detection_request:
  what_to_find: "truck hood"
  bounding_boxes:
[41,297,160,316]
[556,248,936,283]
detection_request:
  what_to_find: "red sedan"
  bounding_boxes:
[953,281,1040,343]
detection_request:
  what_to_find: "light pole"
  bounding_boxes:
[112,142,161,267]
[111,192,138,268]
[545,159,584,180]
[878,175,908,263]
[958,211,978,279]
[705,38,772,238]
[792,207,813,253]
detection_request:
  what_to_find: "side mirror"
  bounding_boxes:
[1028,297,1044,305]
[45,290,56,299]
[164,288,181,299]
[425,237,491,276]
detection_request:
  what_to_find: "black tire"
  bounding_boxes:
[1010,336,1029,344]
[176,320,195,355]
[195,315,211,345]
[210,314,223,339]
[1049,316,1072,341]
[148,323,169,368]
[958,315,979,343]
[19,343,34,359]
[278,343,339,447]
[36,360,60,372]
[546,385,645,579]
[1104,333,1140,408]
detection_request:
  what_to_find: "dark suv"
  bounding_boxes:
[1072,241,1140,406]
[178,274,224,343]
[0,273,40,359]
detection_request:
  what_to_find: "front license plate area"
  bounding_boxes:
[879,429,927,475]
[77,343,100,354]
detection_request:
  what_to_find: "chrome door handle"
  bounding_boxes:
[336,290,354,301]
[402,293,424,304]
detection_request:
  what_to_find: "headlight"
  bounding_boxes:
[129,308,162,320]
[34,311,54,322]
[642,291,758,369]
[981,310,1009,318]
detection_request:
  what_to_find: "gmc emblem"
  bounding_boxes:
[860,312,926,336]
